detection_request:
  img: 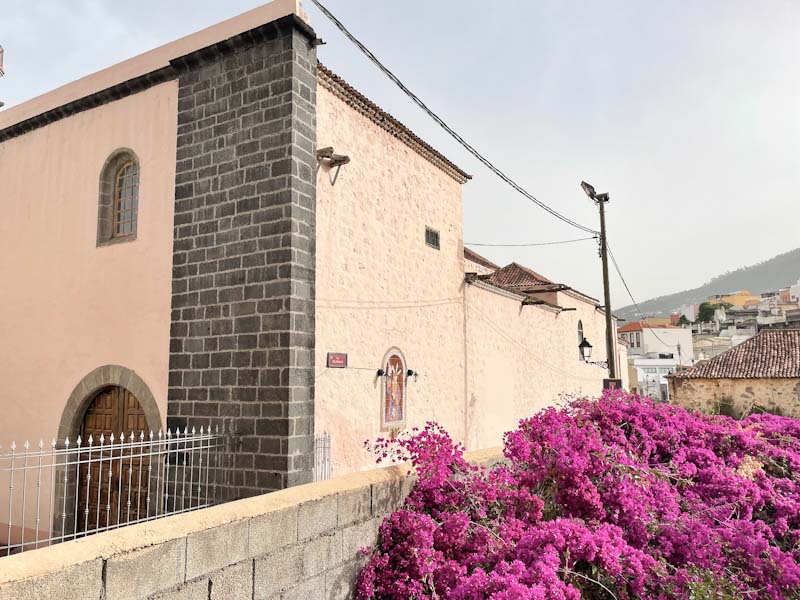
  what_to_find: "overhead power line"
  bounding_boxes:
[308,0,599,236]
[607,244,679,349]
[465,236,597,248]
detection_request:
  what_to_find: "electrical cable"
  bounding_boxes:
[308,0,599,236]
[607,244,679,349]
[465,236,596,248]
[467,298,600,383]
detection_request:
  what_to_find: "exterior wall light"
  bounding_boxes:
[376,369,387,380]
[406,370,418,382]
[580,338,609,369]
[579,338,593,361]
[317,146,350,185]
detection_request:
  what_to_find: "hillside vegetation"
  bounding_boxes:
[616,247,800,322]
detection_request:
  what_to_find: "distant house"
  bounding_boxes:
[669,329,800,418]
[618,321,693,363]
[709,290,761,308]
[619,320,693,401]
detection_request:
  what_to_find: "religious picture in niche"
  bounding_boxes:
[382,351,406,429]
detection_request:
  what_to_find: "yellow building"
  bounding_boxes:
[709,291,761,308]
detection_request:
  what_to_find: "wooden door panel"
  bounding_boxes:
[77,387,150,532]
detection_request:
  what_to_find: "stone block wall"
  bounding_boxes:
[669,377,800,418]
[167,15,318,498]
[0,448,502,600]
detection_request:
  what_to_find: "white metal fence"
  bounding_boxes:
[313,432,331,482]
[0,426,225,555]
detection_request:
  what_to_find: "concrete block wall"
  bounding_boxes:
[0,447,502,600]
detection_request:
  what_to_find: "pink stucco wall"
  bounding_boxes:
[0,82,179,448]
[314,86,629,475]
[465,283,628,449]
[0,51,629,490]
[314,85,468,474]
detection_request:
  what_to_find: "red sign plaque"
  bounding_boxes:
[327,353,348,368]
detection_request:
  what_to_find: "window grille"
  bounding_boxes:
[113,162,139,237]
[425,227,440,250]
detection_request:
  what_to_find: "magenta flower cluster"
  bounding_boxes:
[357,392,800,599]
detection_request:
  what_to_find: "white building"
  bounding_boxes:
[632,358,677,402]
[678,303,697,322]
[790,279,800,302]
[619,321,694,365]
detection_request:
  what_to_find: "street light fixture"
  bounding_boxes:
[579,337,609,369]
[581,180,616,379]
[579,338,593,361]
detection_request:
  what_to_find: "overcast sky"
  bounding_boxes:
[1,0,798,307]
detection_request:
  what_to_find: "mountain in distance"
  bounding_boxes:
[615,247,800,323]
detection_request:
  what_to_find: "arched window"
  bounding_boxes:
[381,348,407,430]
[578,320,584,360]
[97,149,139,245]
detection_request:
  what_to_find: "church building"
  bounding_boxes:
[0,0,626,514]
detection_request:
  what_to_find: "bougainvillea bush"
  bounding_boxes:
[357,392,800,599]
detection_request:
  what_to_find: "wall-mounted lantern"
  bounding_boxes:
[580,337,608,369]
[406,369,418,383]
[579,338,593,361]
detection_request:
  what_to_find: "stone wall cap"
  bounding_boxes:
[318,63,471,185]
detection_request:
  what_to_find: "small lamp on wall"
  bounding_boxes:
[406,369,418,383]
[376,369,387,381]
[580,338,608,369]
[579,338,593,362]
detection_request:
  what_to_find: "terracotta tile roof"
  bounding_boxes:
[486,262,553,291]
[618,321,681,333]
[672,329,800,379]
[317,64,471,184]
[464,247,499,271]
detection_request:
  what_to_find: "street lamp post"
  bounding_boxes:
[581,181,617,379]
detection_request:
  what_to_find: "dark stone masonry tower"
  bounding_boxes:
[167,15,318,498]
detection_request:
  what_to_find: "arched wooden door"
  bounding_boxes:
[77,386,150,533]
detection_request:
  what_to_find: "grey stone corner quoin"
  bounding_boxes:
[166,14,319,500]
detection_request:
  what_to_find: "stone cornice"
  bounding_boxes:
[318,63,471,184]
[0,15,315,143]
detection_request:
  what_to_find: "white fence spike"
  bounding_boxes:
[1,425,225,555]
